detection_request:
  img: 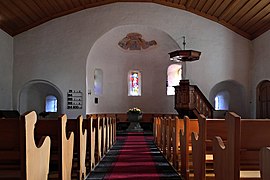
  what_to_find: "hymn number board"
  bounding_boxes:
[67,90,83,109]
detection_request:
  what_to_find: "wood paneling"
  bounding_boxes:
[0,0,269,40]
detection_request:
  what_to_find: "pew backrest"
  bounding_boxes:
[22,111,51,180]
[60,115,75,180]
[0,118,20,162]
[0,111,51,180]
[67,116,87,179]
[260,147,270,179]
[191,113,227,179]
[93,116,102,162]
[180,116,199,180]
[35,115,74,180]
[212,112,242,180]
[172,116,184,170]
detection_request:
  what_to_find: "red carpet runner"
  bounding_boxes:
[105,133,159,179]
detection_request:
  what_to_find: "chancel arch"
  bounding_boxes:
[85,25,180,114]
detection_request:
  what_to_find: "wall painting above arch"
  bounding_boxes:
[118,33,157,50]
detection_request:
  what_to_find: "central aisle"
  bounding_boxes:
[87,133,182,179]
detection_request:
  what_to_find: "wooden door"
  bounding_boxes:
[257,80,270,118]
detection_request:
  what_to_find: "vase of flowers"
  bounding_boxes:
[127,107,143,132]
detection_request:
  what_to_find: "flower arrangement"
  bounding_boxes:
[127,107,142,114]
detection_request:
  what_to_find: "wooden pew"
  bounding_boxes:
[165,114,180,164]
[154,114,196,174]
[0,117,22,178]
[172,116,184,171]
[100,116,107,158]
[107,117,112,149]
[165,116,174,162]
[0,111,51,180]
[159,116,169,158]
[106,117,110,154]
[106,116,113,149]
[84,116,96,171]
[108,115,117,146]
[93,116,102,163]
[213,112,270,179]
[22,111,51,180]
[260,147,270,179]
[191,113,227,179]
[213,112,240,180]
[105,114,117,146]
[35,114,74,179]
[141,113,154,131]
[154,114,180,164]
[161,117,167,154]
[153,115,185,171]
[87,113,117,167]
[180,116,199,180]
[112,117,117,145]
[66,116,87,180]
[158,115,176,155]
[115,113,128,131]
[153,117,162,148]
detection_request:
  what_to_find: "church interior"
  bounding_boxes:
[1,0,270,179]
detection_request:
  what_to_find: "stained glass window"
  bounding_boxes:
[128,71,141,96]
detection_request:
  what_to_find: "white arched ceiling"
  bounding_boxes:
[86,25,180,114]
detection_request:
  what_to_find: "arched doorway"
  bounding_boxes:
[256,80,270,118]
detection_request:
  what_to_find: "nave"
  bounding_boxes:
[87,133,181,180]
[2,110,270,179]
[0,111,182,180]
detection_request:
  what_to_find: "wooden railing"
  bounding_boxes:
[174,80,214,118]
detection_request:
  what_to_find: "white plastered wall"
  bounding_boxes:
[251,30,270,117]
[0,29,13,109]
[13,2,252,118]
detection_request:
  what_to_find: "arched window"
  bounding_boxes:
[167,64,183,95]
[45,95,57,112]
[128,70,141,96]
[94,68,103,95]
[214,91,229,110]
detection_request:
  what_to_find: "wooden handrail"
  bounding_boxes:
[192,85,214,110]
[174,80,214,118]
